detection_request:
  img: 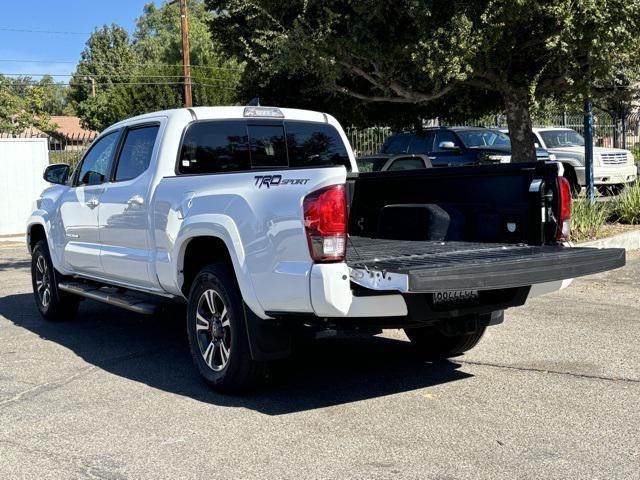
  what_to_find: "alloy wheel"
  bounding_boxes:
[35,255,51,309]
[195,289,231,372]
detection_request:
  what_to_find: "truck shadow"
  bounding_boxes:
[0,293,472,415]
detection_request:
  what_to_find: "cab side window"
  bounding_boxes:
[76,131,120,186]
[407,133,434,154]
[115,125,159,181]
[178,120,250,174]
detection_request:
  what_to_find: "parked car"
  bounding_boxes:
[499,127,637,195]
[28,106,624,391]
[356,154,432,172]
[379,127,554,167]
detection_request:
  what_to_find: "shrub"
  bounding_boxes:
[49,150,84,171]
[570,197,610,242]
[614,181,640,224]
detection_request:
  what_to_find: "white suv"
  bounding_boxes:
[532,127,637,194]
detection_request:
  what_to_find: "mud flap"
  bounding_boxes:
[243,303,292,361]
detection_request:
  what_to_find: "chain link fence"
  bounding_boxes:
[347,112,640,157]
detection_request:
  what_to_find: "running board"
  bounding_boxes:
[58,282,160,315]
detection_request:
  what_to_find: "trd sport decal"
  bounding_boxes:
[254,175,310,188]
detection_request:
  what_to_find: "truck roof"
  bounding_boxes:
[109,106,334,129]
[532,127,574,132]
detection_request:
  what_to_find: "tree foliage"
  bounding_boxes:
[71,0,243,131]
[0,75,67,135]
[207,0,640,161]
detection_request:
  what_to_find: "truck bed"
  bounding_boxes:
[346,237,626,292]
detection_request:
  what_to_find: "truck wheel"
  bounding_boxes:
[404,326,486,359]
[562,166,581,196]
[31,240,79,321]
[186,263,270,392]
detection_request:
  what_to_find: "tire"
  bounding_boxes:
[562,165,581,197]
[598,184,624,196]
[31,240,80,321]
[404,326,486,359]
[186,263,270,392]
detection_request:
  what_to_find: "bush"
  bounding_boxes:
[614,181,640,224]
[49,150,84,171]
[570,197,611,242]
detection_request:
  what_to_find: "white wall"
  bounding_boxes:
[0,138,49,235]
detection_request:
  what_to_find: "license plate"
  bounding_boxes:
[432,290,480,306]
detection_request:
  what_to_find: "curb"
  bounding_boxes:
[578,229,640,251]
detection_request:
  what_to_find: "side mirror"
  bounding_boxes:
[43,164,70,185]
[438,141,459,151]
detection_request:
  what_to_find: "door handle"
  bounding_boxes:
[86,198,99,209]
[127,195,144,206]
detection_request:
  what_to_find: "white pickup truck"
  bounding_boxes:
[531,127,637,195]
[28,106,625,391]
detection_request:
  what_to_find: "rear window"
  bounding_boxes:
[381,133,411,154]
[178,119,350,174]
[286,122,350,169]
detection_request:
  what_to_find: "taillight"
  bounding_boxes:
[557,176,572,241]
[303,184,347,262]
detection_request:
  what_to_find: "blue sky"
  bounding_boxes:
[0,0,160,80]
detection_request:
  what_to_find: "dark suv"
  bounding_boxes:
[379,127,552,167]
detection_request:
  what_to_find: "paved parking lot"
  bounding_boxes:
[0,244,638,479]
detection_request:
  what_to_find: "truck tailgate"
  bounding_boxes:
[347,237,625,292]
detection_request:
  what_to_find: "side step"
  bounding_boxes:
[58,281,161,315]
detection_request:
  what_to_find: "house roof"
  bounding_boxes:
[48,116,97,140]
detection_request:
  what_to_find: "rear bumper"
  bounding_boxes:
[309,263,408,317]
[308,262,583,319]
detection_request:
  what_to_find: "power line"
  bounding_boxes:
[0,58,244,72]
[0,81,238,90]
[0,27,91,35]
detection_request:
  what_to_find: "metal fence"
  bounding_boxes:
[347,112,640,156]
[0,131,96,171]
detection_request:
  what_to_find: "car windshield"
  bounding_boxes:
[356,157,388,172]
[539,130,585,148]
[455,130,511,148]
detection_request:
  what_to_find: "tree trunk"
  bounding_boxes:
[502,89,537,163]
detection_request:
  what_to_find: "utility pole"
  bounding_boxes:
[179,0,193,107]
[84,76,95,97]
[584,99,595,204]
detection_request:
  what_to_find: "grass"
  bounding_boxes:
[613,181,640,224]
[570,196,611,242]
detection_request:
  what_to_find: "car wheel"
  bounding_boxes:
[404,326,486,359]
[186,263,271,392]
[598,184,625,196]
[31,240,79,321]
[562,165,581,196]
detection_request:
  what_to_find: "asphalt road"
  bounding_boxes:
[0,244,638,480]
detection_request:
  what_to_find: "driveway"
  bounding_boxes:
[0,245,638,479]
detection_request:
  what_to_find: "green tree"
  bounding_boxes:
[71,1,243,131]
[69,24,138,130]
[0,75,57,135]
[37,75,74,116]
[207,0,640,162]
